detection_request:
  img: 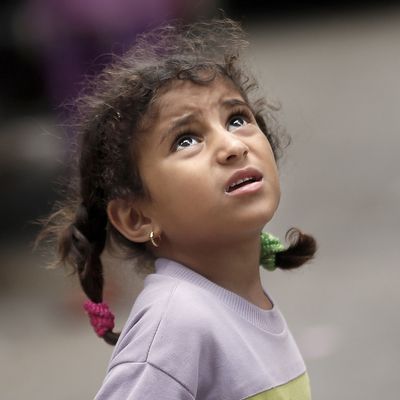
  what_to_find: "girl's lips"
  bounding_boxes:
[225,179,264,196]
[224,167,263,194]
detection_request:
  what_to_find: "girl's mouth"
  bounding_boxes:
[226,176,261,192]
[224,167,263,194]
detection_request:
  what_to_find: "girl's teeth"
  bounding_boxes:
[229,177,253,190]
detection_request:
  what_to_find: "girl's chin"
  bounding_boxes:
[226,214,277,238]
[243,205,278,227]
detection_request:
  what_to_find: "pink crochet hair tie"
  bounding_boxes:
[83,300,115,337]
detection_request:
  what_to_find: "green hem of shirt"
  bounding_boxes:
[245,372,311,400]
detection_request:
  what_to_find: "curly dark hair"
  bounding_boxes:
[37,17,316,345]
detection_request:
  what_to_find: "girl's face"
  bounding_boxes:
[137,77,280,250]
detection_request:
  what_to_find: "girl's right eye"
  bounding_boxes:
[173,134,201,151]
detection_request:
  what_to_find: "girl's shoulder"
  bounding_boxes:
[134,272,223,331]
[109,272,221,367]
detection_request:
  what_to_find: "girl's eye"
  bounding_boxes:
[228,115,248,131]
[174,135,201,151]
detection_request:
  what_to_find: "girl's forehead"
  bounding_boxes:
[151,78,245,118]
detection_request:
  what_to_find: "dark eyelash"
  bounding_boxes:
[171,130,198,150]
[228,106,254,123]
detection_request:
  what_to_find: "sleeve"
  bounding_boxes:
[94,361,195,400]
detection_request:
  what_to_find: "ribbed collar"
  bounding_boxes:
[154,258,286,334]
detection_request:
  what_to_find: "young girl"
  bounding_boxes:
[40,17,316,399]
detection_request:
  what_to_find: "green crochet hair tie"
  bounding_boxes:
[260,232,285,271]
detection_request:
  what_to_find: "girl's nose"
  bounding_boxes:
[215,131,249,165]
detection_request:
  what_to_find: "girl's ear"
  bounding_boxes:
[107,198,159,244]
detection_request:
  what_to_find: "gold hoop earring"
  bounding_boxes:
[149,231,160,248]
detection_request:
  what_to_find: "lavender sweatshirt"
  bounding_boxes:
[95,258,311,399]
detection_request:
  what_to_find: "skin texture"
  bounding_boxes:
[109,78,281,309]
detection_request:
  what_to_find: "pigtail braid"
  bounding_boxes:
[72,203,105,302]
[275,228,317,270]
[72,202,119,345]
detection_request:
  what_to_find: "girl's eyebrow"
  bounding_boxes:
[221,98,250,109]
[160,113,197,145]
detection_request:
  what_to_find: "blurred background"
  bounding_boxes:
[1,1,399,399]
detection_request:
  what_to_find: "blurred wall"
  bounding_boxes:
[1,2,399,399]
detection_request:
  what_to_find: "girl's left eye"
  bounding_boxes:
[228,115,248,131]
[174,134,201,151]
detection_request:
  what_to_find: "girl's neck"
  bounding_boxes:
[160,234,272,310]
